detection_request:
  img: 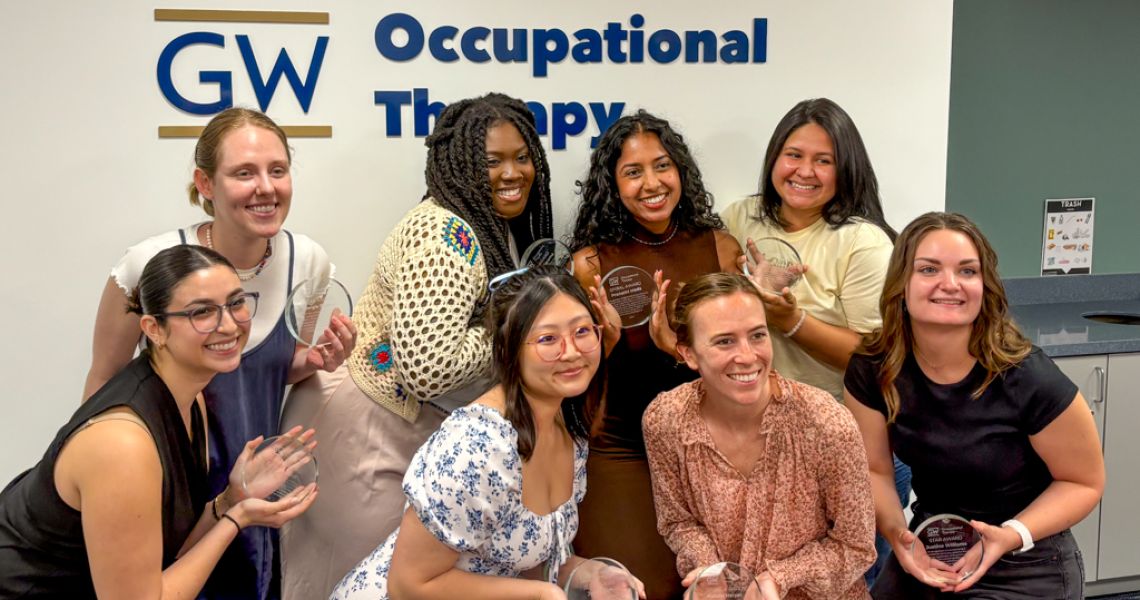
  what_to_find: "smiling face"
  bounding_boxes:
[520,292,602,404]
[614,131,682,234]
[905,229,985,331]
[485,121,536,220]
[195,125,292,241]
[677,291,773,408]
[770,122,837,227]
[144,265,250,378]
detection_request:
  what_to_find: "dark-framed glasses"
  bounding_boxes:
[526,324,603,362]
[157,292,260,334]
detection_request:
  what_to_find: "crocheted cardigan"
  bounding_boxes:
[347,200,491,422]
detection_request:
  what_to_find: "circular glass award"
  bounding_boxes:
[241,435,318,502]
[520,238,574,273]
[909,513,984,584]
[685,562,760,600]
[285,277,354,347]
[564,557,638,600]
[601,265,657,328]
[743,237,804,293]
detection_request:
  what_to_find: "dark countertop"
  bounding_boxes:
[1005,274,1140,357]
[1011,300,1140,357]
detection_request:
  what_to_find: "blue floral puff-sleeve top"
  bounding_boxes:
[331,404,588,600]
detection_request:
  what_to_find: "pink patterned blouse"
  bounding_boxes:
[643,373,875,599]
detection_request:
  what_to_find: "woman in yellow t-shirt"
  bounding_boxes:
[723,98,895,399]
[722,97,901,584]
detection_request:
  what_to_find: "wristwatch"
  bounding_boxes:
[1001,519,1034,554]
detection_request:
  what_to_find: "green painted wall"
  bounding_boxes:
[947,0,1140,277]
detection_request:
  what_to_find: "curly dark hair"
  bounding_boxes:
[566,110,724,252]
[424,93,554,279]
[754,98,896,240]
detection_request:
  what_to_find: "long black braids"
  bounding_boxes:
[566,109,723,253]
[424,93,554,280]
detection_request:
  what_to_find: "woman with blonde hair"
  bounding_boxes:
[844,212,1103,598]
[84,108,355,599]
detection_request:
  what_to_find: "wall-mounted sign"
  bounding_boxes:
[1041,197,1094,276]
[154,8,767,148]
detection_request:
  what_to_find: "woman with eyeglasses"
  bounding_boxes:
[332,265,643,600]
[83,108,355,599]
[279,93,555,598]
[0,245,318,599]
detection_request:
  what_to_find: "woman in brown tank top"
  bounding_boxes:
[567,110,741,600]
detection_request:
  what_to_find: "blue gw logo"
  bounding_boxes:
[157,31,329,115]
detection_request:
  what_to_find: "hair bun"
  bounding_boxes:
[125,287,145,315]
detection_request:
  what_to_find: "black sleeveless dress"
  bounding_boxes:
[0,356,208,598]
[573,226,722,600]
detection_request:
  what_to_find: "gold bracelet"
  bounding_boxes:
[211,486,234,520]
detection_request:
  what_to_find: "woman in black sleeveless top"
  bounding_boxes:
[0,245,317,598]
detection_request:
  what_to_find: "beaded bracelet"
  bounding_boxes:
[786,309,807,338]
[221,513,242,533]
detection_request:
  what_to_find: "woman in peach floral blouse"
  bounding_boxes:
[643,272,875,599]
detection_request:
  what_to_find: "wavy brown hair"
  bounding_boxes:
[860,212,1030,422]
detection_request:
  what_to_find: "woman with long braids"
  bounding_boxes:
[567,110,741,600]
[279,92,554,599]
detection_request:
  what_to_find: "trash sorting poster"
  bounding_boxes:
[1042,198,1094,276]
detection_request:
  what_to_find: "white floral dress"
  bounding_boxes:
[330,404,588,600]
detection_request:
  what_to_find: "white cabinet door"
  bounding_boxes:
[1053,355,1107,583]
[1099,353,1140,580]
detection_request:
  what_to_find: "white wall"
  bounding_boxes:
[0,0,952,481]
